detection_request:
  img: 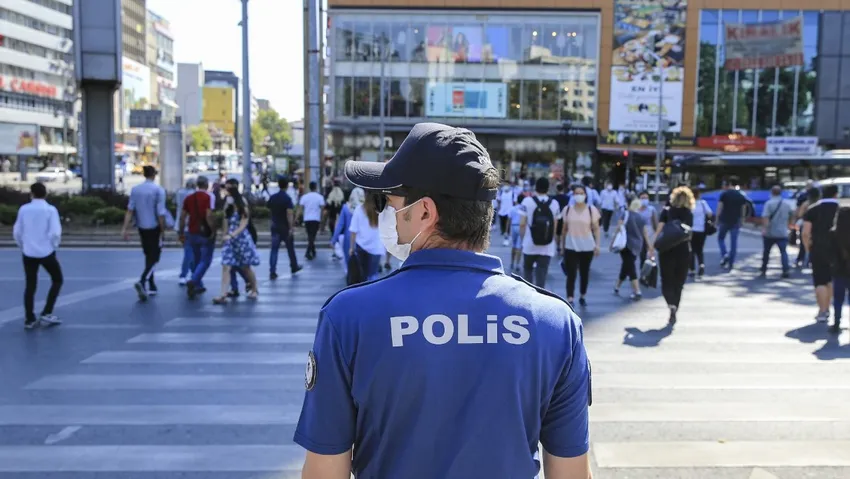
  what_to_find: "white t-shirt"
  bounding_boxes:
[498,189,515,217]
[693,199,713,233]
[349,205,385,255]
[299,191,325,222]
[600,189,619,210]
[519,194,561,257]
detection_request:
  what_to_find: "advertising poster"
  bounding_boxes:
[724,17,804,71]
[482,26,509,63]
[609,0,687,133]
[426,82,507,119]
[121,56,152,128]
[426,26,452,63]
[0,122,39,156]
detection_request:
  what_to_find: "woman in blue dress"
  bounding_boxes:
[331,187,364,275]
[212,187,260,304]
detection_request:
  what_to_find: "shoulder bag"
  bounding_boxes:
[701,200,717,236]
[654,217,693,253]
[610,212,628,252]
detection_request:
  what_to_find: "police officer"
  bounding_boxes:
[294,123,592,479]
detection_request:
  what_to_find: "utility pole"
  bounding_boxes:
[302,0,310,185]
[652,53,665,204]
[305,0,321,187]
[378,33,386,162]
[241,0,252,196]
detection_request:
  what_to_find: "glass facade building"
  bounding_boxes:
[329,10,600,128]
[695,10,819,138]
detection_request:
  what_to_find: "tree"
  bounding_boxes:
[188,124,212,152]
[252,109,293,156]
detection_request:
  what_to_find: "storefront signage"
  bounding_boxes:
[724,17,804,71]
[608,0,687,133]
[766,136,818,155]
[342,135,392,150]
[426,82,506,119]
[696,135,766,152]
[0,122,39,156]
[602,131,695,147]
[0,75,59,99]
[504,138,557,153]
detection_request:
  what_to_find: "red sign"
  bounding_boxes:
[696,135,766,152]
[0,75,59,99]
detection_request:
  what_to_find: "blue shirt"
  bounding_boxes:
[128,179,166,229]
[267,191,294,232]
[294,249,590,478]
[718,188,748,225]
[510,204,524,227]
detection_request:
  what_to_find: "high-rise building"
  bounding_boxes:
[176,62,204,127]
[0,0,77,166]
[146,9,177,122]
[256,98,272,112]
[121,0,147,65]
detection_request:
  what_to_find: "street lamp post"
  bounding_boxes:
[240,0,252,196]
[649,52,666,204]
[378,33,387,162]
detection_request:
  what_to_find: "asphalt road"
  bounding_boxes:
[0,230,848,478]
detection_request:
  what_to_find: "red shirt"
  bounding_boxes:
[183,191,213,235]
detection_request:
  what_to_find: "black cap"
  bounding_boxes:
[344,122,497,201]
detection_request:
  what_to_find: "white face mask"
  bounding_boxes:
[606,185,613,190]
[225,196,235,205]
[574,194,586,204]
[378,200,423,261]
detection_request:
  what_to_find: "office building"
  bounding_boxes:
[121,0,146,65]
[146,9,177,122]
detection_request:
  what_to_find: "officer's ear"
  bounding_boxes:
[420,196,439,227]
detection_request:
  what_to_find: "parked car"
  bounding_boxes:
[36,167,73,183]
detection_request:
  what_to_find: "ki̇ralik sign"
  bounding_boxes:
[724,17,804,71]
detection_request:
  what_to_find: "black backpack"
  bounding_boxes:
[530,197,555,245]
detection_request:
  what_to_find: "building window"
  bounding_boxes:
[24,0,72,15]
[0,8,72,38]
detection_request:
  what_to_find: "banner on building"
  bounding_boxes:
[426,82,507,119]
[724,17,804,71]
[609,0,687,133]
[0,122,39,156]
[121,57,152,129]
[766,136,818,155]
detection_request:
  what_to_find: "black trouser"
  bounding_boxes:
[138,227,162,284]
[601,209,614,234]
[304,221,320,258]
[619,248,638,282]
[564,249,594,298]
[690,231,707,271]
[327,207,339,234]
[522,254,552,289]
[660,245,690,308]
[499,215,509,236]
[23,252,63,322]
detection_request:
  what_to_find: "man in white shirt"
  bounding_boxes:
[299,181,326,260]
[13,182,63,330]
[519,177,561,289]
[497,184,515,245]
[598,182,619,237]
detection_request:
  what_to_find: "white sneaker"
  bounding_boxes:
[816,311,830,323]
[178,277,187,286]
[502,239,509,247]
[39,314,62,327]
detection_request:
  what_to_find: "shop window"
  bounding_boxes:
[408,78,425,117]
[507,25,523,63]
[410,22,427,62]
[522,24,543,64]
[335,77,352,117]
[451,24,483,64]
[335,20,353,61]
[580,23,598,62]
[508,80,521,120]
[353,77,370,117]
[372,21,391,62]
[352,20,372,62]
[370,77,384,117]
[696,17,719,137]
[540,80,559,121]
[521,79,540,120]
[482,24,509,64]
[388,80,405,117]
[560,80,586,123]
[390,21,408,62]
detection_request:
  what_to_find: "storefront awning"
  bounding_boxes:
[674,153,850,167]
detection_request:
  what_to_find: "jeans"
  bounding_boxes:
[187,233,215,288]
[361,251,382,281]
[761,237,790,273]
[270,229,299,274]
[717,222,740,265]
[180,240,194,278]
[22,252,63,322]
[523,254,552,289]
[834,276,850,325]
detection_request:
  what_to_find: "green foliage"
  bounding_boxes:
[0,204,17,225]
[251,205,270,219]
[188,124,213,151]
[0,186,30,207]
[62,196,107,216]
[252,109,293,156]
[91,206,126,225]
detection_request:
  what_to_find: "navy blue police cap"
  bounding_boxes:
[344,122,498,201]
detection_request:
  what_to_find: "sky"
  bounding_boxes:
[147,0,306,122]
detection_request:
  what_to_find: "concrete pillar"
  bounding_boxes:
[80,86,117,190]
[158,122,184,193]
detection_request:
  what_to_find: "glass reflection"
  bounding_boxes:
[353,21,372,62]
[483,24,510,64]
[426,23,452,63]
[335,77,352,116]
[509,81,521,120]
[390,21,408,62]
[335,21,353,61]
[541,80,559,120]
[410,23,427,62]
[522,79,540,120]
[353,77,370,117]
[409,79,425,117]
[451,24,483,64]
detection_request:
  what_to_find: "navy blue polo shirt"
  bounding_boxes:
[294,248,590,478]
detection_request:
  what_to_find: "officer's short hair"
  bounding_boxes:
[403,168,500,251]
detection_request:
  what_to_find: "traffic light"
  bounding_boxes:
[622,150,628,158]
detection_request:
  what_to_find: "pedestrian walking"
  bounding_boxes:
[519,177,561,289]
[689,188,712,278]
[716,177,749,270]
[508,195,524,272]
[13,182,63,329]
[553,183,570,254]
[174,178,196,285]
[179,175,216,299]
[325,179,344,234]
[331,187,364,275]
[612,199,654,300]
[294,122,591,478]
[348,192,385,282]
[268,176,302,280]
[299,181,325,260]
[212,187,260,304]
[599,182,618,236]
[560,185,601,307]
[760,185,794,279]
[121,165,167,301]
[497,183,515,245]
[655,186,695,325]
[636,191,659,266]
[830,207,850,334]
[795,185,819,268]
[223,179,254,297]
[803,184,840,324]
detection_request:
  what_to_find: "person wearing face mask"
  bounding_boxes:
[598,182,619,237]
[348,190,386,281]
[294,123,592,479]
[560,185,601,307]
[636,191,659,266]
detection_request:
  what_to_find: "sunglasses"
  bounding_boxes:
[370,188,410,213]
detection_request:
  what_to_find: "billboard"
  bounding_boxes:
[766,136,818,155]
[425,82,507,119]
[202,86,235,136]
[609,0,687,133]
[0,122,38,156]
[724,17,804,71]
[121,57,151,128]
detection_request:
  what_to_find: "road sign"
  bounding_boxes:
[129,109,162,129]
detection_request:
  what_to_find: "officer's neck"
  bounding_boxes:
[416,233,482,254]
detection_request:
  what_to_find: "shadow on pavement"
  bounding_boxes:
[623,324,674,348]
[813,333,850,360]
[785,322,833,344]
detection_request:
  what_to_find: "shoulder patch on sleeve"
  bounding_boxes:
[509,273,576,314]
[305,350,317,391]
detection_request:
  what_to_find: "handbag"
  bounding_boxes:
[640,259,658,288]
[346,252,364,285]
[610,212,628,252]
[654,219,692,253]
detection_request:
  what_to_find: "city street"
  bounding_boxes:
[0,231,848,478]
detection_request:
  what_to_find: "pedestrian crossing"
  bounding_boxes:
[1,244,850,477]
